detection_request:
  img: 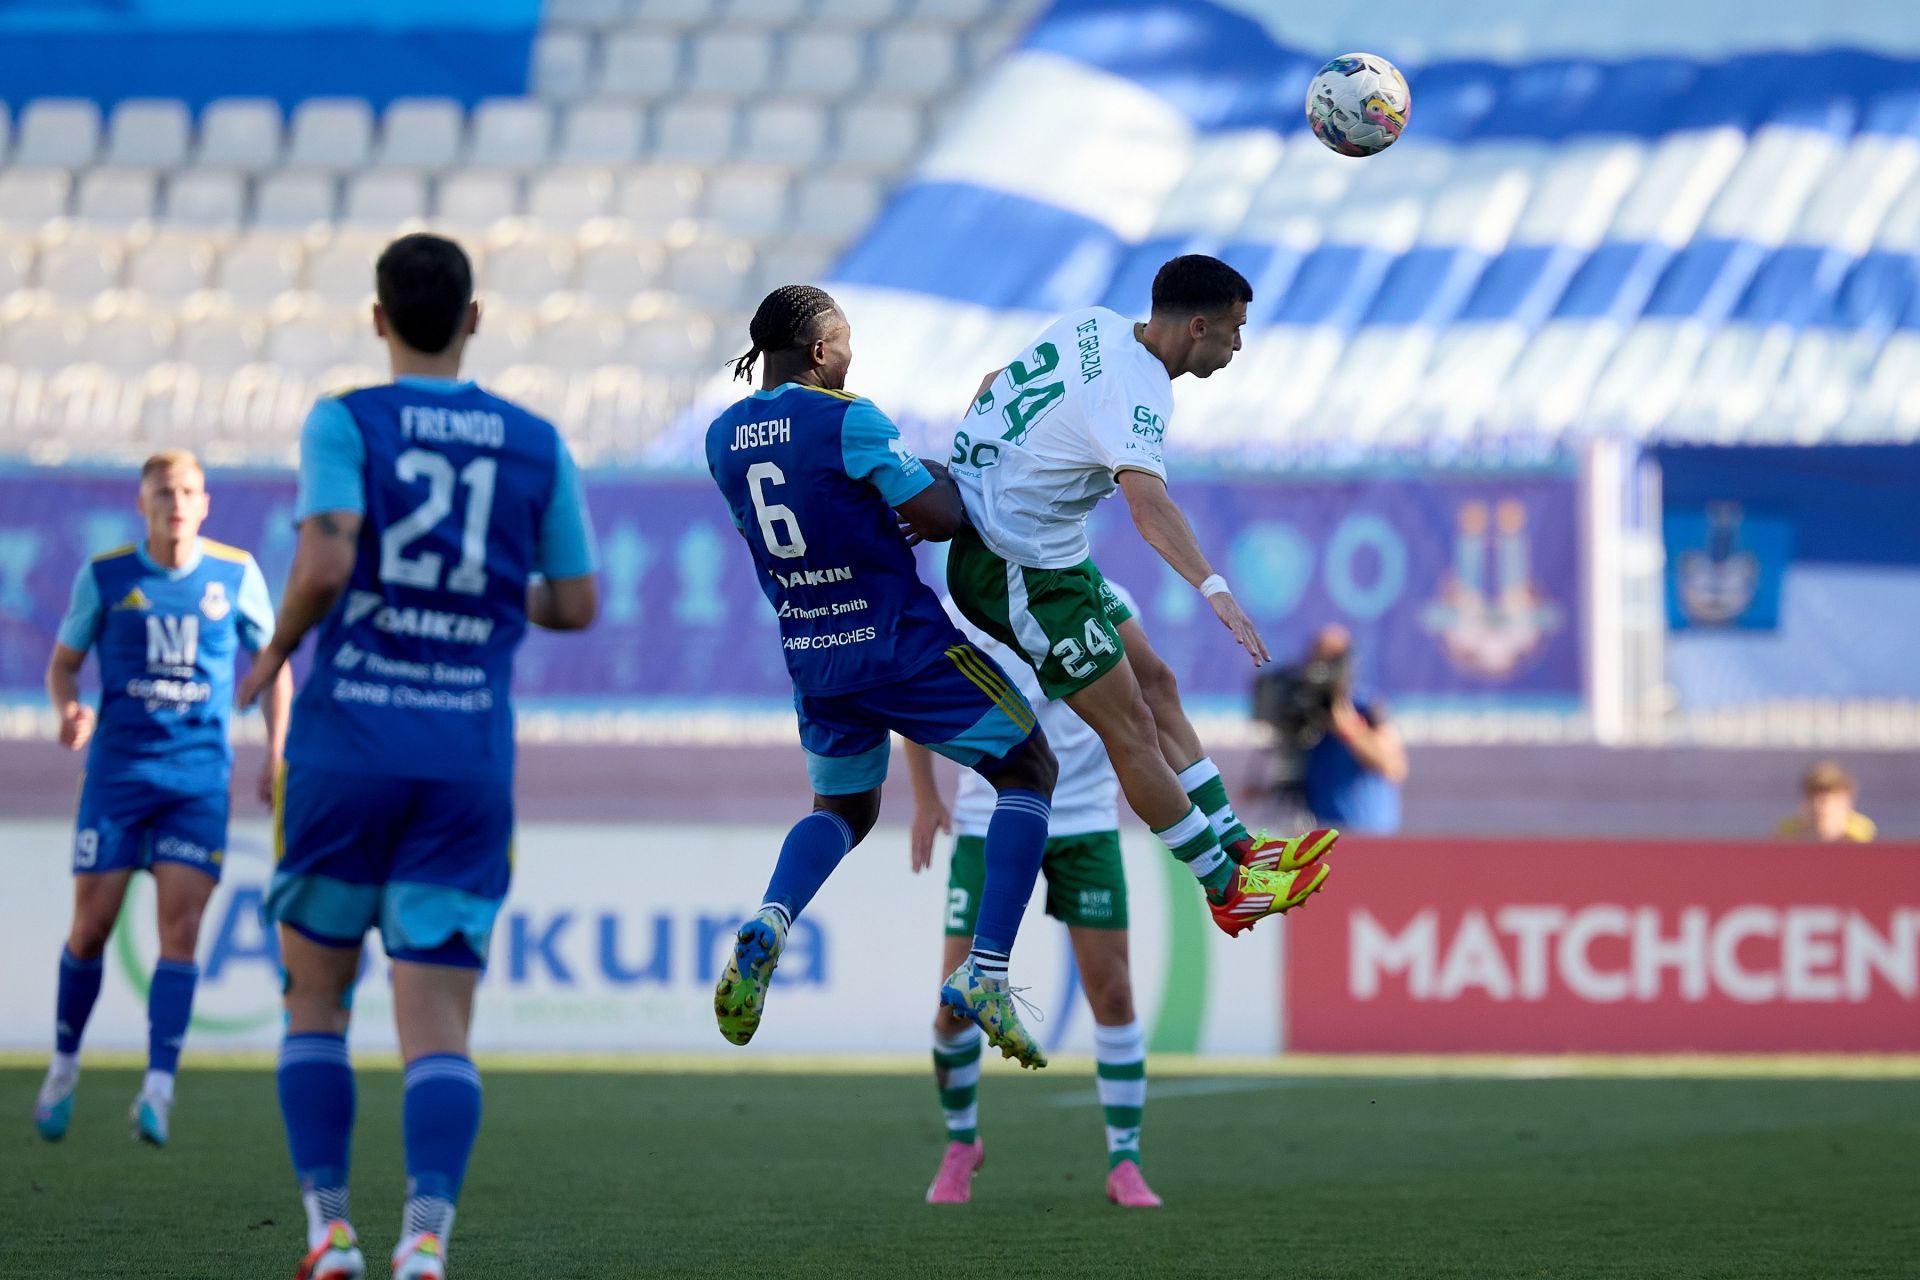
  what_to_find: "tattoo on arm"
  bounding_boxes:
[312,512,355,540]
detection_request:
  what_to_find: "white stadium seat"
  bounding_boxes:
[174,301,264,374]
[627,0,724,30]
[740,100,829,165]
[90,304,177,373]
[723,0,812,23]
[872,29,961,97]
[37,238,123,300]
[809,0,899,28]
[791,173,882,240]
[776,32,869,98]
[214,235,305,305]
[305,237,381,306]
[467,100,554,168]
[664,234,755,310]
[15,99,102,169]
[488,239,578,304]
[253,172,338,230]
[435,171,521,231]
[556,104,645,165]
[832,98,922,170]
[614,166,703,234]
[685,31,777,98]
[284,99,376,171]
[1,311,84,369]
[195,99,283,169]
[375,99,466,170]
[73,170,159,227]
[652,101,737,162]
[597,33,683,99]
[532,31,596,101]
[703,167,792,239]
[575,237,667,303]
[0,170,70,226]
[103,99,192,169]
[527,168,616,224]
[127,236,216,305]
[0,240,34,295]
[163,171,246,231]
[544,0,629,27]
[341,171,429,228]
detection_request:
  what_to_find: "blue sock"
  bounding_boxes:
[759,810,857,923]
[971,789,1052,975]
[403,1054,484,1242]
[147,959,198,1076]
[277,1033,355,1232]
[54,948,104,1055]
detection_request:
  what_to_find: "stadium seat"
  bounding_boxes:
[556,104,645,165]
[14,99,102,169]
[435,171,521,232]
[533,31,596,101]
[665,234,755,309]
[341,172,429,228]
[103,100,192,169]
[163,171,247,232]
[625,298,717,372]
[627,0,724,30]
[264,301,359,374]
[0,170,70,227]
[90,303,177,373]
[1,310,83,370]
[305,236,381,306]
[214,234,305,306]
[527,167,616,224]
[704,167,792,239]
[468,100,555,169]
[724,0,812,23]
[0,240,33,296]
[791,173,882,240]
[37,238,123,301]
[73,170,158,227]
[530,304,625,370]
[614,166,703,234]
[285,99,377,171]
[776,32,869,98]
[906,0,998,21]
[544,0,630,29]
[833,98,923,170]
[809,0,900,27]
[488,239,578,304]
[597,32,684,99]
[753,243,836,296]
[740,100,829,165]
[575,236,667,303]
[173,298,265,374]
[653,101,738,162]
[195,99,284,170]
[375,99,466,170]
[872,29,961,97]
[685,32,777,98]
[126,236,216,305]
[254,173,338,230]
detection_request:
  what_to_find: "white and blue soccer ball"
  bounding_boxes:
[1305,53,1411,156]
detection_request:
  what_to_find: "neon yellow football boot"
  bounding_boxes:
[714,908,788,1046]
[939,960,1047,1070]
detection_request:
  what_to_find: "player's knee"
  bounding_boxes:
[1086,971,1136,1026]
[65,923,111,961]
[1015,731,1058,796]
[816,788,881,845]
[156,906,206,959]
[1133,650,1179,710]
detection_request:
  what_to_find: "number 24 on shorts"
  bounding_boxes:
[1053,616,1117,679]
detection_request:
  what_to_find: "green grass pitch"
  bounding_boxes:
[5,1067,1916,1278]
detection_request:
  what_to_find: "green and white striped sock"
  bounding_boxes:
[932,1023,982,1145]
[1093,1019,1147,1168]
[1177,757,1252,849]
[1154,805,1232,901]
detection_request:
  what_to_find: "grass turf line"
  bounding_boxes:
[5,1069,1916,1279]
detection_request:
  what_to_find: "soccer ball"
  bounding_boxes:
[1305,53,1410,156]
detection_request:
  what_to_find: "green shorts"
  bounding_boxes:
[946,527,1135,699]
[943,830,1128,934]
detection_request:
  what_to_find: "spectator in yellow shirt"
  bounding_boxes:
[1777,760,1877,843]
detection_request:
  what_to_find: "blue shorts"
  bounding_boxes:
[265,764,513,969]
[796,642,1039,796]
[74,770,229,880]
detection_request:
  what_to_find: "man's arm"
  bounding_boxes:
[895,460,966,544]
[531,439,599,631]
[254,661,294,804]
[528,575,598,631]
[236,511,361,707]
[1330,699,1409,784]
[1116,470,1269,666]
[46,643,93,751]
[904,739,952,873]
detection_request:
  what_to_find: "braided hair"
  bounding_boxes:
[730,284,839,381]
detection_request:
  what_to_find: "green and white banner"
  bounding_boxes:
[0,821,1279,1058]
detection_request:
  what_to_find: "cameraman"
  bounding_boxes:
[1252,626,1407,834]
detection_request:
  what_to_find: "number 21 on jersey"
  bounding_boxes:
[380,447,497,594]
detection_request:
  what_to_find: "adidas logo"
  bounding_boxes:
[112,587,151,611]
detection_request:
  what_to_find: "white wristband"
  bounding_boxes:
[1199,574,1230,598]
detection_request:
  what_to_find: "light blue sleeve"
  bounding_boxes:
[54,563,102,653]
[295,397,366,521]
[235,557,275,653]
[537,438,598,579]
[841,398,933,509]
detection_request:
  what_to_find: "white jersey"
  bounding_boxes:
[950,307,1173,570]
[949,584,1136,838]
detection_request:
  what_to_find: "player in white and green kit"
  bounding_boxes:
[906,585,1160,1208]
[946,255,1338,937]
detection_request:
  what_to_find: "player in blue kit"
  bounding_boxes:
[234,234,598,1280]
[706,285,1060,1069]
[34,449,291,1148]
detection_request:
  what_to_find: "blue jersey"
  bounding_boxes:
[706,383,953,695]
[287,376,596,784]
[57,539,274,793]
